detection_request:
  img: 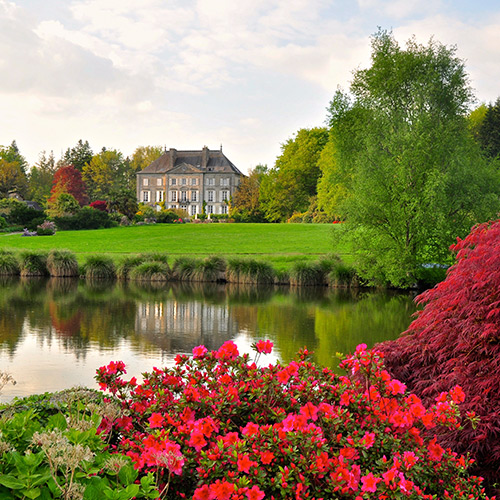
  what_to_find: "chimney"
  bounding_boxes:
[169,148,177,168]
[202,145,209,168]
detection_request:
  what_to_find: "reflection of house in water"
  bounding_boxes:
[135,300,237,353]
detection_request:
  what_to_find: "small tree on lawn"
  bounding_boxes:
[378,218,500,489]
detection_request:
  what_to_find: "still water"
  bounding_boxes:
[0,277,417,402]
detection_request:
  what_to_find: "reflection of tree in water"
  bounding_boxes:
[0,278,416,369]
[313,291,417,370]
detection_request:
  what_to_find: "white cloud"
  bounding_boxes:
[1,0,500,173]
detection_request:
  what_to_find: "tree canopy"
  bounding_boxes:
[48,164,88,207]
[331,30,500,286]
[259,128,328,222]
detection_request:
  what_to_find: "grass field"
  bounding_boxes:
[0,224,348,270]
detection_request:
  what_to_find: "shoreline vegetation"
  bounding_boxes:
[0,247,361,288]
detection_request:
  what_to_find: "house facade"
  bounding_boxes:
[136,146,243,216]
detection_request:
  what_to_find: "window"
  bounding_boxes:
[221,205,228,214]
[207,190,214,202]
[180,191,187,202]
[143,178,149,186]
[182,178,187,185]
[156,191,164,202]
[191,178,197,185]
[170,191,177,202]
[190,205,197,215]
[191,190,198,202]
[221,190,229,201]
[208,178,215,186]
[221,178,229,186]
[142,191,150,202]
[207,205,213,214]
[170,205,177,209]
[171,178,176,185]
[157,178,162,186]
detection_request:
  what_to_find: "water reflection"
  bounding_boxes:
[0,278,417,401]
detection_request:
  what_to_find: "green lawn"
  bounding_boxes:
[0,224,348,270]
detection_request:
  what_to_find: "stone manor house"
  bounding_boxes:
[136,146,243,216]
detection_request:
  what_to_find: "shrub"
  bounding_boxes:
[89,200,108,212]
[54,206,114,230]
[193,255,226,282]
[172,257,198,281]
[36,220,56,236]
[82,255,116,280]
[227,258,275,284]
[6,201,46,230]
[0,249,20,275]
[19,250,49,277]
[139,252,170,265]
[116,255,146,280]
[378,219,500,489]
[155,209,179,224]
[328,261,359,287]
[0,389,159,499]
[95,343,491,500]
[0,216,7,229]
[47,249,79,277]
[130,261,170,281]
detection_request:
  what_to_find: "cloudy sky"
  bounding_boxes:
[1,0,499,173]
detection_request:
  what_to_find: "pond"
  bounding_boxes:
[0,277,418,402]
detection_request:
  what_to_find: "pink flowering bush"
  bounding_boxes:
[96,342,492,499]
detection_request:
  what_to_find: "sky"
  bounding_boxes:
[1,0,499,174]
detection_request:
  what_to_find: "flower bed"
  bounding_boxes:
[95,342,491,499]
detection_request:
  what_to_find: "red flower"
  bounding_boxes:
[242,422,260,436]
[300,402,319,421]
[260,450,275,464]
[193,485,211,500]
[193,345,208,358]
[246,485,265,500]
[361,472,381,493]
[276,369,290,384]
[387,379,406,395]
[428,437,445,461]
[216,340,239,360]
[255,339,273,354]
[237,454,257,473]
[360,432,375,449]
[148,412,164,428]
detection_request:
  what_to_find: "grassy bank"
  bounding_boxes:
[0,223,347,271]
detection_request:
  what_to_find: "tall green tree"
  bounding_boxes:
[260,128,328,222]
[129,145,163,172]
[478,98,500,159]
[334,30,500,287]
[61,140,93,171]
[82,148,128,201]
[231,165,267,222]
[28,151,56,205]
[0,141,28,198]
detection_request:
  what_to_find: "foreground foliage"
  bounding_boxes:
[379,218,500,487]
[94,343,490,499]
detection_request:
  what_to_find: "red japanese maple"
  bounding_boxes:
[378,218,500,487]
[48,164,88,206]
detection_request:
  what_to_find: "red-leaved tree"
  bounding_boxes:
[48,164,88,207]
[378,219,500,487]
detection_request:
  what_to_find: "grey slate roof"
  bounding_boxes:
[139,149,243,175]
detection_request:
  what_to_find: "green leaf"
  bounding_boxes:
[47,413,67,431]
[0,475,25,489]
[118,464,137,485]
[21,487,41,499]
